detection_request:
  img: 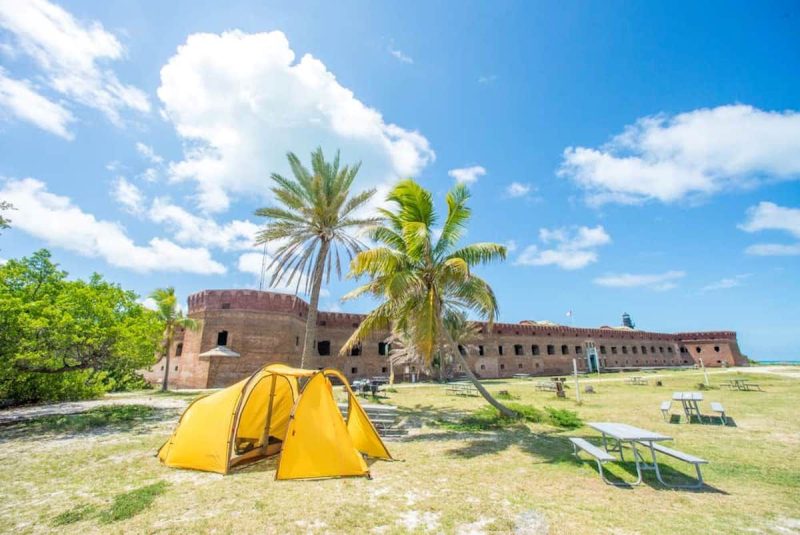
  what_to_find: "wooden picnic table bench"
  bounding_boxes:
[723,379,762,391]
[625,376,648,386]
[535,381,556,392]
[513,373,531,380]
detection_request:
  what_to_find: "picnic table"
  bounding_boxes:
[625,376,648,386]
[673,392,703,421]
[581,422,705,487]
[724,379,763,391]
[513,373,531,380]
[535,381,556,391]
[445,382,478,396]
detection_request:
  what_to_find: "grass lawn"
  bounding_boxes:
[0,367,798,534]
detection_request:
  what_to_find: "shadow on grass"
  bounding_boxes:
[0,405,177,444]
[667,414,738,427]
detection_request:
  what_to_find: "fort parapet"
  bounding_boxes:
[144,289,746,389]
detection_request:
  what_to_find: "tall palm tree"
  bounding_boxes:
[340,179,516,417]
[442,310,482,381]
[385,328,422,385]
[150,287,198,392]
[256,148,379,368]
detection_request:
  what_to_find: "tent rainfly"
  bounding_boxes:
[157,363,392,480]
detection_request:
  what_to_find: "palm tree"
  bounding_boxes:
[340,179,516,417]
[442,310,482,381]
[385,328,422,385]
[255,148,379,368]
[150,287,198,392]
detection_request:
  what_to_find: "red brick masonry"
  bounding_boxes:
[143,289,747,389]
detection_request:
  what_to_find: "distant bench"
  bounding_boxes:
[722,379,762,391]
[445,382,478,397]
[625,376,648,386]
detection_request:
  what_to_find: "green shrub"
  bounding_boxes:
[544,406,583,429]
[495,390,519,400]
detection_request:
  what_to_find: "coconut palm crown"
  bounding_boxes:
[341,179,515,415]
[255,148,379,367]
[149,287,198,392]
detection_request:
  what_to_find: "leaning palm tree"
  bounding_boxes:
[386,328,423,385]
[150,287,198,392]
[255,148,379,368]
[340,179,516,417]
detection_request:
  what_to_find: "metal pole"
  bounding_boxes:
[573,358,581,404]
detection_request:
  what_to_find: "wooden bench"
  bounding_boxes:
[569,438,619,485]
[638,441,708,488]
[535,381,556,392]
[625,377,648,386]
[710,402,726,423]
[513,373,531,380]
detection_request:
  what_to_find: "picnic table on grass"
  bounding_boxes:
[673,392,703,421]
[724,378,763,391]
[513,373,531,380]
[445,382,478,396]
[625,376,648,386]
[570,422,708,488]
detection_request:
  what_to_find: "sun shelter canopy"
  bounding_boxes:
[157,363,392,479]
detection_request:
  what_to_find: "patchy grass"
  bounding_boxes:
[0,367,798,534]
[99,481,169,523]
[435,403,580,431]
[52,505,97,526]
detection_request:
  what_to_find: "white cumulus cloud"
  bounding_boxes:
[515,225,611,270]
[157,30,434,212]
[0,0,149,125]
[448,165,486,185]
[0,67,74,138]
[0,177,225,274]
[111,176,144,214]
[594,270,685,291]
[559,105,800,205]
[739,201,800,256]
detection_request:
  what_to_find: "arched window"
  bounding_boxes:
[175,343,183,357]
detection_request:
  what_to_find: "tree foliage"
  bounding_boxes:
[149,286,198,391]
[255,147,379,366]
[0,200,11,232]
[342,179,516,416]
[0,250,163,404]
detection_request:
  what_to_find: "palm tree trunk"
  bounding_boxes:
[160,324,173,392]
[301,239,330,369]
[442,329,517,418]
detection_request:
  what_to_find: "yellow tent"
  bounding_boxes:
[157,363,392,479]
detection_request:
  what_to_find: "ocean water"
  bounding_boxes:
[754,360,800,365]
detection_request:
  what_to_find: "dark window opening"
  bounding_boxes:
[478,345,485,356]
[611,346,618,354]
[651,346,656,353]
[295,336,300,347]
[632,346,638,354]
[221,303,231,310]
[622,346,628,354]
[518,363,523,368]
[351,367,358,374]
[378,342,388,356]
[216,330,228,346]
[349,342,362,356]
[500,364,505,370]
[561,345,568,355]
[352,322,359,328]
[696,346,702,353]
[532,344,540,355]
[514,344,524,356]
[576,345,583,354]
[480,364,486,370]
[175,343,183,357]
[317,340,331,356]
[498,345,504,356]
[547,345,555,355]
[381,367,388,373]
[641,346,647,354]
[160,366,164,370]
[714,346,720,352]
[600,345,607,354]
[659,346,664,353]
[174,365,178,371]
[320,320,327,326]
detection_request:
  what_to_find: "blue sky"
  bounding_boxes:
[1,0,798,360]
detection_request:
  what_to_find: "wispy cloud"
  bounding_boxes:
[388,46,413,64]
[593,270,685,291]
[516,225,611,270]
[739,201,800,256]
[505,182,532,198]
[700,274,751,292]
[478,74,497,84]
[448,165,486,185]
